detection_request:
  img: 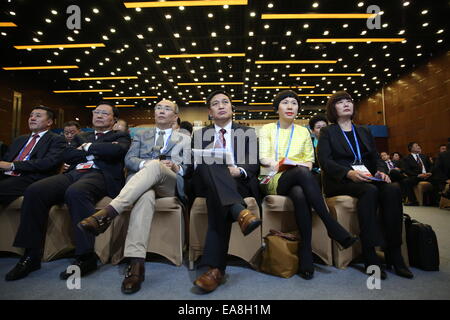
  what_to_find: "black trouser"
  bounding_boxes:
[404,176,438,204]
[192,164,251,272]
[325,180,403,249]
[277,166,351,268]
[14,170,108,256]
[388,170,407,199]
[0,174,36,206]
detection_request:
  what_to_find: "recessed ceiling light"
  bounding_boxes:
[124,16,131,21]
[208,13,213,18]
[93,8,99,14]
[268,3,274,8]
[186,26,192,31]
[45,18,52,23]
[358,2,364,7]
[303,24,309,29]
[421,10,428,15]
[250,12,256,17]
[312,2,319,8]
[403,1,410,7]
[264,24,270,29]
[51,10,57,15]
[437,29,444,34]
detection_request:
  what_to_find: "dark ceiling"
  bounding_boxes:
[1,0,449,120]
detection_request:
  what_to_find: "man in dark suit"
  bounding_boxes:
[186,90,261,293]
[402,142,434,205]
[380,151,408,199]
[432,142,450,195]
[0,106,66,206]
[5,101,131,281]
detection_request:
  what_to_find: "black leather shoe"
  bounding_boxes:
[365,264,387,280]
[5,256,41,281]
[59,255,97,280]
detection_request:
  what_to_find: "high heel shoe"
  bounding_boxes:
[298,269,314,280]
[385,250,414,279]
[333,235,359,251]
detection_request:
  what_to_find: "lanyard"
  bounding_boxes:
[275,121,295,161]
[341,125,362,164]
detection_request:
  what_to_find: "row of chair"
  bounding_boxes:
[0,192,410,271]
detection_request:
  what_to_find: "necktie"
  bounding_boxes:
[214,128,226,149]
[388,161,394,169]
[155,130,165,150]
[15,134,39,161]
[416,155,423,171]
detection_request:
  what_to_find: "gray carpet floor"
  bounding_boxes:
[0,206,449,300]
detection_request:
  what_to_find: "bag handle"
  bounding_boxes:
[268,229,299,241]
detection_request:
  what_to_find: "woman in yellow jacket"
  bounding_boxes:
[259,90,358,279]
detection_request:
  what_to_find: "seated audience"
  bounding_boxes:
[5,101,131,282]
[0,106,66,206]
[402,142,436,206]
[259,90,358,280]
[79,99,190,294]
[113,119,129,133]
[308,115,328,186]
[318,91,413,279]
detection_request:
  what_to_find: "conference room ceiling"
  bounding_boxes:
[1,0,448,120]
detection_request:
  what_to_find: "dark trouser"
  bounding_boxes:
[192,164,251,272]
[388,170,407,199]
[0,174,36,206]
[276,166,351,268]
[325,181,403,249]
[404,176,438,204]
[13,170,108,256]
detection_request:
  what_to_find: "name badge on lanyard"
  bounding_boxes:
[341,125,370,172]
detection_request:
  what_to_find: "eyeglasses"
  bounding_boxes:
[92,110,111,116]
[155,105,175,112]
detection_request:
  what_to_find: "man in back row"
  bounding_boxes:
[5,101,131,281]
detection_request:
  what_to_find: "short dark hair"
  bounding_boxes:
[180,121,193,134]
[116,118,129,130]
[308,115,328,130]
[439,144,446,148]
[206,90,232,107]
[391,152,402,159]
[273,90,301,111]
[32,105,55,121]
[325,91,355,124]
[63,121,80,129]
[96,101,119,118]
[407,142,419,152]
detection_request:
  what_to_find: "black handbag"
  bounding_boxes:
[404,214,439,271]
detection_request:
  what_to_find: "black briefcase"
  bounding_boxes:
[404,214,440,271]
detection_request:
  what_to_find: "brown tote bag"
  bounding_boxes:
[260,229,300,278]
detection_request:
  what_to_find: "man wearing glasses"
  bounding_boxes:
[5,101,131,281]
[79,99,191,294]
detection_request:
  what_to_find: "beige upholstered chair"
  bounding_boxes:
[0,196,113,264]
[188,197,261,270]
[325,195,409,269]
[413,181,434,206]
[439,185,450,210]
[261,195,333,266]
[109,196,185,266]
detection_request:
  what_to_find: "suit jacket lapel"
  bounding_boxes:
[28,131,51,158]
[8,135,29,161]
[333,124,354,156]
[231,122,239,162]
[355,125,371,152]
[163,130,177,154]
[202,125,215,149]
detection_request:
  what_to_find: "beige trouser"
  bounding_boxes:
[109,160,177,258]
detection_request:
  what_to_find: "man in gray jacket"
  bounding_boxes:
[79,99,191,294]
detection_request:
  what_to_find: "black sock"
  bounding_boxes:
[229,203,246,221]
[130,257,145,265]
[24,248,41,261]
[105,205,119,218]
[78,252,96,261]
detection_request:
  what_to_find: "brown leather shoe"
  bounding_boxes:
[193,268,224,293]
[121,261,145,294]
[78,209,114,236]
[237,209,262,236]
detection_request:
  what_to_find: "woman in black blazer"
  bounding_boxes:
[317,91,413,279]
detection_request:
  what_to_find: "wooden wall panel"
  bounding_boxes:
[355,51,450,158]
